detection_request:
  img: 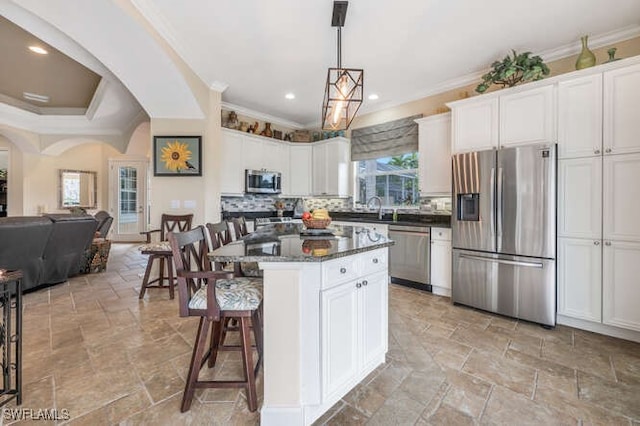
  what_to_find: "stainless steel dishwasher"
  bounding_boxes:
[388,224,431,288]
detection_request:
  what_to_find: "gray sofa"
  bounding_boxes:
[0,214,98,292]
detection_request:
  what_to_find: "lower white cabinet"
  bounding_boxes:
[603,240,640,332]
[558,238,640,333]
[430,227,451,296]
[321,269,387,401]
[557,237,602,322]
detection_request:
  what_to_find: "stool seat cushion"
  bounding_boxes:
[189,277,263,311]
[139,241,171,253]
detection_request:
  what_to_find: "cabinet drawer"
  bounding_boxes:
[323,257,359,289]
[431,227,451,241]
[359,248,388,274]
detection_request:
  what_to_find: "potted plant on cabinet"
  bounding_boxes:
[476,50,550,94]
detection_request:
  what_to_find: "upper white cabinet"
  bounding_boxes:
[451,97,498,153]
[604,63,640,156]
[242,135,264,172]
[287,145,312,197]
[416,113,451,195]
[220,130,245,195]
[557,157,602,239]
[499,85,556,147]
[312,138,350,197]
[603,153,640,242]
[558,74,603,159]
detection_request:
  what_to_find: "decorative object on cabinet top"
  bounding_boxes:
[476,50,550,94]
[575,35,596,70]
[605,47,621,63]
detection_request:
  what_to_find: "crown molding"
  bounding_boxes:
[221,102,305,130]
[539,25,640,62]
[210,81,229,92]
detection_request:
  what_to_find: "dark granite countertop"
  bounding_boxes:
[208,223,393,263]
[329,212,451,228]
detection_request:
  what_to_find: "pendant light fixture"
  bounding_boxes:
[321,1,363,131]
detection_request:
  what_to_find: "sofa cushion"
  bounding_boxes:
[0,217,52,291]
[42,214,98,283]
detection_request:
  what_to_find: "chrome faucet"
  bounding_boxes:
[366,196,383,220]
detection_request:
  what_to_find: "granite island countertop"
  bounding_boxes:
[208,223,393,263]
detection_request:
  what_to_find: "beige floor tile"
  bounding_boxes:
[13,243,640,425]
[441,368,492,418]
[578,370,640,419]
[482,385,579,425]
[462,349,536,397]
[367,389,425,426]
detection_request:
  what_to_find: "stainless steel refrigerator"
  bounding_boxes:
[451,144,556,326]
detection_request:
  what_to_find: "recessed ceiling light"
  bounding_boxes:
[28,46,48,55]
[23,92,50,103]
[285,93,295,100]
[368,94,379,100]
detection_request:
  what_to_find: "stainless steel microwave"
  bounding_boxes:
[245,169,282,194]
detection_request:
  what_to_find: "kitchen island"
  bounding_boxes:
[208,223,393,425]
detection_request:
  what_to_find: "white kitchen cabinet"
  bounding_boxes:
[604,63,640,156]
[603,240,640,332]
[450,97,499,153]
[287,144,313,196]
[321,277,359,400]
[312,138,350,197]
[220,130,245,195]
[242,135,264,171]
[557,237,602,322]
[603,153,640,242]
[321,269,388,401]
[499,85,556,147]
[557,157,602,239]
[430,227,451,297]
[558,74,603,159]
[416,113,452,195]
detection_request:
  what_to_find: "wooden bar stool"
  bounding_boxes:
[138,214,193,299]
[168,226,263,412]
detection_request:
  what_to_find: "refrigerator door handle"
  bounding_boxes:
[497,167,504,241]
[459,254,543,269]
[490,167,495,237]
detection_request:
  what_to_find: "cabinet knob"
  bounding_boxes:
[605,148,612,153]
[594,241,600,246]
[356,282,362,288]
[605,241,612,246]
[594,148,600,154]
[340,267,347,274]
[372,258,378,264]
[362,280,368,286]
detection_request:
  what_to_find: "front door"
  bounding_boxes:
[109,159,148,242]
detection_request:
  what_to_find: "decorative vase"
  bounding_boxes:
[261,122,273,137]
[575,35,596,70]
[605,47,621,63]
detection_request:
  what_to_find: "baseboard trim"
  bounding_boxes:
[260,406,304,426]
[557,315,640,343]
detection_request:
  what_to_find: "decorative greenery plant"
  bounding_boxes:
[476,50,550,94]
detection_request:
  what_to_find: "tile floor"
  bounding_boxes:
[8,243,640,425]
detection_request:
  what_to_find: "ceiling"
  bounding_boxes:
[131,0,640,127]
[0,15,101,113]
[1,0,640,136]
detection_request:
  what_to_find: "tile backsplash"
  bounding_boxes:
[221,195,450,215]
[221,195,351,214]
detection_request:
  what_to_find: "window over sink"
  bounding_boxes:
[356,153,419,207]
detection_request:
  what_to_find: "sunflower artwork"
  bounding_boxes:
[153,136,202,176]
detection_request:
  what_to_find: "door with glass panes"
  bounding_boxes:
[109,160,148,241]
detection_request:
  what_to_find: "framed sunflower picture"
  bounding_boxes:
[153,136,202,176]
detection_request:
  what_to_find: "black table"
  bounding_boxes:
[0,270,21,406]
